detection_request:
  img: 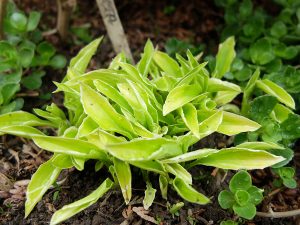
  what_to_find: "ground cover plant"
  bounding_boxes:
[214,0,300,108]
[0,36,295,224]
[0,1,66,114]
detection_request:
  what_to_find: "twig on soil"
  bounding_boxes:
[268,188,283,197]
[256,209,300,218]
[15,92,39,97]
[42,28,58,37]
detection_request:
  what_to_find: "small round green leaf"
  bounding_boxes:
[282,178,297,189]
[247,186,263,205]
[234,190,250,206]
[250,38,275,65]
[10,12,27,31]
[229,171,252,193]
[233,203,256,220]
[49,55,67,69]
[270,21,287,38]
[218,190,235,209]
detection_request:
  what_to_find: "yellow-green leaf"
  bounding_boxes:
[213,36,236,79]
[113,158,132,204]
[163,84,202,115]
[193,147,284,169]
[217,111,260,135]
[25,159,61,217]
[50,178,113,225]
[80,83,135,139]
[179,103,199,138]
[256,79,295,109]
[173,177,210,204]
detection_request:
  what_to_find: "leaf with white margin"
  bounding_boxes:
[113,157,132,204]
[50,178,113,225]
[80,83,135,139]
[256,79,295,109]
[25,158,61,217]
[179,103,199,138]
[236,142,284,150]
[191,147,284,170]
[161,148,217,163]
[217,111,260,135]
[163,84,202,115]
[105,138,182,161]
[165,163,192,184]
[173,177,210,204]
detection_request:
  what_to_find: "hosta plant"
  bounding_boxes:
[0,37,285,224]
[0,1,66,114]
[218,170,263,220]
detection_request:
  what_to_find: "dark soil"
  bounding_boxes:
[1,0,300,225]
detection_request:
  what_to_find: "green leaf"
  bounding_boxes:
[32,136,106,159]
[250,38,275,65]
[218,190,235,209]
[105,138,182,161]
[69,37,102,76]
[165,163,192,185]
[218,111,261,135]
[179,103,199,138]
[230,171,252,193]
[243,68,260,101]
[271,104,293,123]
[117,81,154,130]
[49,55,67,69]
[192,147,284,170]
[163,85,203,115]
[207,78,241,92]
[234,190,250,206]
[51,154,73,169]
[0,125,45,138]
[143,183,156,210]
[233,203,256,220]
[37,42,56,61]
[138,39,154,77]
[77,117,99,138]
[19,40,35,68]
[270,21,287,38]
[214,90,240,105]
[153,51,181,77]
[80,84,135,139]
[236,141,284,150]
[10,12,27,31]
[94,79,133,114]
[22,70,45,90]
[198,111,223,138]
[247,186,263,205]
[281,114,300,140]
[130,160,166,175]
[256,79,295,109]
[173,177,210,204]
[213,36,236,79]
[50,178,113,225]
[159,175,169,199]
[282,178,297,189]
[249,95,278,122]
[239,0,253,19]
[27,11,41,31]
[25,159,61,217]
[0,111,52,128]
[161,148,217,163]
[113,158,132,204]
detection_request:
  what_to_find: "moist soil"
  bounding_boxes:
[1,1,300,224]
